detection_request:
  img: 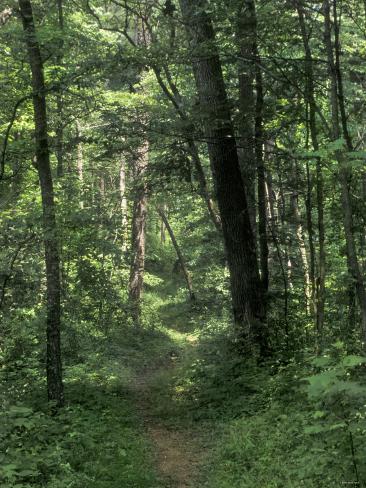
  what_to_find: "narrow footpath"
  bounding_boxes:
[130,333,207,488]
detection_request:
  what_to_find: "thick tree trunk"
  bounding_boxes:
[128,142,148,326]
[157,206,195,300]
[19,0,64,406]
[324,0,366,341]
[179,0,268,354]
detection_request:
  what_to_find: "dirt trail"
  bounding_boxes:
[132,355,204,488]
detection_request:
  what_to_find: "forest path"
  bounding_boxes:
[130,332,206,488]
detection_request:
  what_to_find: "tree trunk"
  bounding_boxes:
[304,159,316,312]
[324,0,366,341]
[55,0,64,177]
[19,0,64,407]
[128,141,148,326]
[255,50,269,303]
[236,0,257,232]
[291,190,312,314]
[157,206,195,300]
[265,171,289,332]
[119,159,128,250]
[179,0,268,355]
[76,120,84,209]
[296,0,326,340]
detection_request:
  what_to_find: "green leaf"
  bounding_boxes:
[313,410,326,419]
[342,355,366,367]
[311,356,331,367]
[18,469,38,477]
[304,424,328,434]
[8,406,33,417]
[305,370,339,397]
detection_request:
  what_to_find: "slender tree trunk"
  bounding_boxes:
[157,206,195,300]
[266,172,289,332]
[291,190,312,313]
[129,142,148,326]
[276,162,294,292]
[160,218,166,243]
[119,159,128,250]
[19,0,64,406]
[255,51,269,303]
[76,120,84,209]
[324,0,366,340]
[296,0,326,340]
[305,159,316,311]
[55,0,64,177]
[159,203,167,244]
[179,0,268,355]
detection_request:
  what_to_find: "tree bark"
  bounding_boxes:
[157,206,195,300]
[128,141,148,326]
[236,0,257,232]
[76,120,84,209]
[19,0,64,407]
[255,49,269,304]
[179,0,268,355]
[119,158,128,250]
[291,189,312,314]
[55,0,64,177]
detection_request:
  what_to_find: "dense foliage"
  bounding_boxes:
[1,0,366,486]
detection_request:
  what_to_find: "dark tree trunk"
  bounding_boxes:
[129,142,148,326]
[236,0,257,231]
[255,51,269,304]
[179,0,268,355]
[157,207,195,300]
[19,0,64,407]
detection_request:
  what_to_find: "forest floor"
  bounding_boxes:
[130,330,208,488]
